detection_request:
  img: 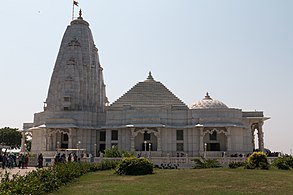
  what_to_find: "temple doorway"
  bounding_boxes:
[135,130,157,151]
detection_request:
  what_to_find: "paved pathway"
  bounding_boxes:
[0,167,36,177]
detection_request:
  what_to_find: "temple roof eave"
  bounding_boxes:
[28,123,102,131]
[244,117,270,121]
[101,123,247,129]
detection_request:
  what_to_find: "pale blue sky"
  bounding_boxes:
[0,1,292,153]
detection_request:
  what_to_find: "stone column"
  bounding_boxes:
[106,129,111,149]
[46,129,53,151]
[45,129,49,151]
[68,128,73,149]
[53,130,57,151]
[155,128,162,152]
[93,143,96,157]
[251,127,255,151]
[226,127,232,152]
[199,128,204,155]
[258,122,265,152]
[130,128,135,152]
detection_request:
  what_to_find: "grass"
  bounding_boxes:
[52,168,293,195]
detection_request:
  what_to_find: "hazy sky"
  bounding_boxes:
[0,1,292,154]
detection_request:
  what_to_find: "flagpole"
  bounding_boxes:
[72,1,75,20]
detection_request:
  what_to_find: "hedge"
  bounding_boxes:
[272,155,293,170]
[0,161,117,195]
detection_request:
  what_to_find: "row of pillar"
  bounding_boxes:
[42,123,265,154]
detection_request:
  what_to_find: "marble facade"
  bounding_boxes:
[24,16,269,157]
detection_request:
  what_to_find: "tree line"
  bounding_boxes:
[0,127,22,149]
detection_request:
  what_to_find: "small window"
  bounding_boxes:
[210,132,217,141]
[176,143,184,151]
[64,107,69,111]
[111,130,118,141]
[144,131,151,141]
[64,97,71,102]
[176,130,183,141]
[100,131,106,141]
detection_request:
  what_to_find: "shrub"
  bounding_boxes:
[192,157,221,169]
[104,146,121,157]
[94,160,118,171]
[0,161,117,194]
[228,161,245,169]
[244,152,269,170]
[104,146,134,157]
[115,157,153,175]
[272,155,293,170]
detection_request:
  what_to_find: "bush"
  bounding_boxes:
[228,161,245,169]
[0,161,117,194]
[104,146,134,157]
[244,152,269,170]
[192,157,221,169]
[115,157,153,175]
[272,155,293,170]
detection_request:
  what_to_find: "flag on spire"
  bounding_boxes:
[73,1,79,6]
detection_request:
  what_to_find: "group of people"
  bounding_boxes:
[0,152,29,169]
[54,152,78,164]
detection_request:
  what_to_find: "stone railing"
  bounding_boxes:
[93,156,278,166]
[38,156,278,167]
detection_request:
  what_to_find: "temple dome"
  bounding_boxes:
[190,93,228,109]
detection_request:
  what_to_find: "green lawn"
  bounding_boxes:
[52,168,293,195]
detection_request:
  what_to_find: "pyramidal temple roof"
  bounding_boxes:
[110,72,187,108]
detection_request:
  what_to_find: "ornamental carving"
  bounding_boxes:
[203,128,228,136]
[67,57,76,65]
[133,128,159,137]
[47,128,70,136]
[65,76,73,81]
[68,38,81,47]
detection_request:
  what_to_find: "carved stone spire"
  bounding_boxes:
[45,17,107,113]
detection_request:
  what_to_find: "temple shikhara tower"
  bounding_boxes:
[24,13,269,158]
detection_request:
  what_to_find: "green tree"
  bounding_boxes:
[25,139,32,152]
[0,127,22,149]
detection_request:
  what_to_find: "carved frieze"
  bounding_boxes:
[67,57,76,65]
[68,38,81,47]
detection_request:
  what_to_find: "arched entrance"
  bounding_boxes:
[60,133,69,149]
[132,128,159,152]
[251,122,264,152]
[203,128,227,151]
[135,131,158,151]
[47,129,71,150]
